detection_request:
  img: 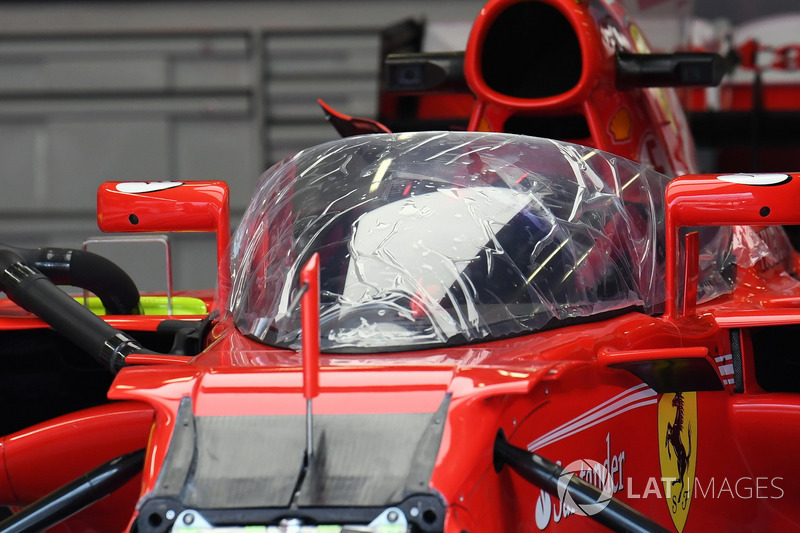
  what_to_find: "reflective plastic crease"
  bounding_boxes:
[225,131,731,352]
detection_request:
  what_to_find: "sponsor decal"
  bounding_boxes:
[714,353,735,387]
[609,108,632,143]
[116,181,184,193]
[716,173,791,186]
[599,23,632,53]
[527,383,657,452]
[535,433,626,531]
[531,390,785,531]
[529,386,650,531]
[535,433,627,530]
[556,459,614,517]
[535,491,553,530]
[658,392,697,532]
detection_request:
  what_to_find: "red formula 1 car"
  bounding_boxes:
[0,1,799,533]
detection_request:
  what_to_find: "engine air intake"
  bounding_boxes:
[481,1,582,99]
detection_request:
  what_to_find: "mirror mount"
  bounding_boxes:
[97,181,230,304]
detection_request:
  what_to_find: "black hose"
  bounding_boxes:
[0,249,155,372]
[0,449,145,533]
[0,243,141,315]
[494,432,670,533]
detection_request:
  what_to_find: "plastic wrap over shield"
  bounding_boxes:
[225,131,729,352]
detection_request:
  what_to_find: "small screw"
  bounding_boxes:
[183,513,195,525]
[165,510,175,521]
[409,507,420,518]
[387,511,399,523]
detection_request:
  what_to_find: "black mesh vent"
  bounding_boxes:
[481,1,582,98]
[729,328,743,393]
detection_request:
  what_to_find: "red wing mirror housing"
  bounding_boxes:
[664,173,800,318]
[96,181,231,301]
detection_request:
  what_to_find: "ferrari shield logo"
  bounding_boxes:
[658,392,697,532]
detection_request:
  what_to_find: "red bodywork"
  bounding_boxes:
[462,0,696,177]
[0,1,798,532]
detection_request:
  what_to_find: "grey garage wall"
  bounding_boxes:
[0,1,484,294]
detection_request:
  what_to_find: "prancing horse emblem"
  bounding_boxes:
[658,392,697,533]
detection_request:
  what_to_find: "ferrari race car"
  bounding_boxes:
[1,0,799,532]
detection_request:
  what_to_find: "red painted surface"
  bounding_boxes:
[1,1,800,532]
[96,180,230,304]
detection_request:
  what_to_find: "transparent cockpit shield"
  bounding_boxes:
[225,132,724,352]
